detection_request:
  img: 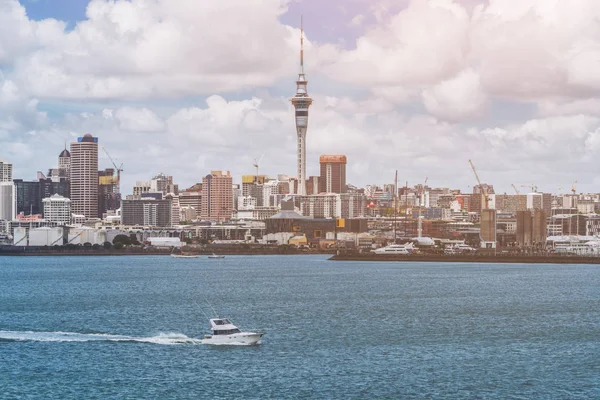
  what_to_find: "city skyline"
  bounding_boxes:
[1,1,600,194]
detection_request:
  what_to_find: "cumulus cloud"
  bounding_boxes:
[422,69,486,121]
[114,107,165,132]
[323,0,600,121]
[3,0,315,99]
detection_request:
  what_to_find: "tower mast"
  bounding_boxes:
[290,16,313,196]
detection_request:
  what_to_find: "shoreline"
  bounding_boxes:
[329,253,600,264]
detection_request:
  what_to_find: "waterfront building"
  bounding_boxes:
[0,158,12,182]
[201,171,233,222]
[290,20,313,196]
[121,199,172,227]
[42,194,71,225]
[70,134,99,219]
[0,182,16,230]
[13,178,70,216]
[179,191,202,219]
[319,155,347,194]
[296,193,366,219]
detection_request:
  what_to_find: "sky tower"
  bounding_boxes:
[290,17,313,196]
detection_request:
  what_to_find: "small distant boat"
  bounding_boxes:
[208,253,225,259]
[200,318,263,345]
[171,253,202,259]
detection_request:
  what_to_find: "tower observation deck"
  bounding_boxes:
[290,17,313,196]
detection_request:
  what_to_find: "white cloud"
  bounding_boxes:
[115,107,165,132]
[324,0,600,121]
[3,0,321,99]
[422,69,486,121]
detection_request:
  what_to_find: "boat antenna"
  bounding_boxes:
[205,299,219,318]
[194,299,212,321]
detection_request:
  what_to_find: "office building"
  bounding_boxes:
[14,178,70,216]
[58,147,71,177]
[201,171,233,221]
[98,168,119,217]
[0,158,12,182]
[319,155,347,194]
[43,194,71,225]
[70,134,99,219]
[121,199,172,227]
[0,182,16,228]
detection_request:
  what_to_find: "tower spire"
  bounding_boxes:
[300,15,304,74]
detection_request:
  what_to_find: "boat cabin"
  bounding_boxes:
[209,318,241,335]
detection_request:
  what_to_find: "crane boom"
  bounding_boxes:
[511,184,520,195]
[102,147,123,195]
[468,159,489,209]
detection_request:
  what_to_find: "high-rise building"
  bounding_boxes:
[58,147,71,178]
[70,134,99,219]
[201,171,233,222]
[0,158,16,227]
[43,194,71,225]
[0,158,12,182]
[0,182,16,227]
[290,20,313,196]
[98,168,120,218]
[121,199,172,227]
[319,155,347,194]
[14,178,70,216]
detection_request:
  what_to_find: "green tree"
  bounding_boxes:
[113,234,132,246]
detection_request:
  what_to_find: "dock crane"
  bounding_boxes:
[102,147,123,195]
[511,184,520,195]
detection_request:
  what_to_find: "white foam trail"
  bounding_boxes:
[0,330,203,345]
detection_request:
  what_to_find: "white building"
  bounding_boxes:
[0,158,12,182]
[43,194,72,225]
[0,182,16,230]
[238,196,258,211]
[297,193,366,219]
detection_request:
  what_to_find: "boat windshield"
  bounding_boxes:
[213,328,241,335]
[213,319,231,325]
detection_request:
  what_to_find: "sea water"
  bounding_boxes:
[0,255,598,399]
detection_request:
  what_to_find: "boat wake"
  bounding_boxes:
[0,330,204,345]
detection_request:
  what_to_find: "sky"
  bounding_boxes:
[1,0,600,195]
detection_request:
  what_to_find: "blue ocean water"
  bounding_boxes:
[0,255,598,399]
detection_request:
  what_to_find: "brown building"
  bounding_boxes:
[516,210,547,246]
[306,176,319,195]
[70,133,99,219]
[319,155,346,194]
[201,171,233,222]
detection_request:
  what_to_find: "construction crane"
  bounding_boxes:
[417,177,428,238]
[521,184,538,193]
[468,159,489,209]
[102,147,123,195]
[253,153,265,177]
[511,184,520,195]
[571,181,578,195]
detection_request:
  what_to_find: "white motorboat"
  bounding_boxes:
[171,254,202,258]
[200,318,263,345]
[444,243,477,254]
[372,243,415,255]
[208,253,225,259]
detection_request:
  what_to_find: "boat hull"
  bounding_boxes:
[200,332,263,345]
